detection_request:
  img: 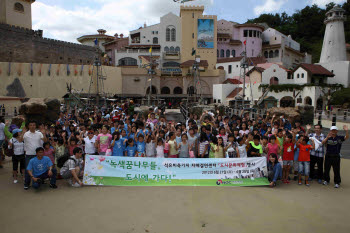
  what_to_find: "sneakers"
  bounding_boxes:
[13,180,18,184]
[49,184,58,189]
[334,184,340,188]
[24,185,30,190]
[318,179,322,184]
[71,182,81,188]
[323,181,328,186]
[298,179,302,185]
[305,181,310,187]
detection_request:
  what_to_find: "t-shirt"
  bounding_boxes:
[112,139,124,156]
[97,133,112,153]
[226,142,237,158]
[126,145,136,157]
[146,141,156,157]
[0,123,5,140]
[136,141,146,156]
[60,155,84,175]
[248,142,263,157]
[9,138,24,155]
[156,145,164,158]
[238,144,247,158]
[298,144,312,162]
[199,141,209,156]
[326,136,345,155]
[23,131,44,155]
[267,143,279,156]
[43,148,55,164]
[27,156,53,177]
[283,142,295,161]
[168,140,177,156]
[84,136,96,154]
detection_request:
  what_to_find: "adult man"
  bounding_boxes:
[21,121,47,190]
[306,124,326,184]
[60,147,84,187]
[322,125,349,188]
[26,147,57,190]
[0,116,5,168]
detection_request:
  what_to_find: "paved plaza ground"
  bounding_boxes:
[1,156,350,233]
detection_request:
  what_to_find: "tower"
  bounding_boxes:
[320,6,347,63]
[0,0,35,29]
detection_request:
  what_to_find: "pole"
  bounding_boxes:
[96,63,100,107]
[243,42,247,110]
[148,49,153,106]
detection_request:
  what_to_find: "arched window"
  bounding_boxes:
[166,28,171,41]
[220,49,224,57]
[274,49,279,58]
[297,74,300,78]
[174,87,183,95]
[270,77,279,85]
[153,37,158,44]
[164,46,169,52]
[232,50,236,57]
[187,86,195,95]
[175,46,180,53]
[226,49,230,58]
[118,57,137,66]
[146,86,157,95]
[161,87,170,94]
[171,28,176,41]
[302,73,305,78]
[217,50,219,57]
[264,51,268,58]
[14,2,24,13]
[170,46,175,52]
[269,51,274,58]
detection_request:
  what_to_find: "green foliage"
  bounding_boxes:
[259,84,343,93]
[246,2,349,63]
[331,88,350,106]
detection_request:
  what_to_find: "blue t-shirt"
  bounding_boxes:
[136,141,146,156]
[27,156,53,177]
[112,139,125,156]
[111,127,117,134]
[126,145,137,157]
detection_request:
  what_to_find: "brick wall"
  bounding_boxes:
[0,23,98,65]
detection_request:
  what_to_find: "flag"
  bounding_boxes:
[149,47,152,53]
[94,38,98,45]
[244,40,246,45]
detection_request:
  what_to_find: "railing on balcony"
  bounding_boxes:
[163,51,181,60]
[161,68,182,76]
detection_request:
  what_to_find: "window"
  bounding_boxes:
[228,65,232,74]
[161,87,170,94]
[270,77,279,85]
[220,49,224,57]
[175,47,180,53]
[302,73,304,78]
[192,13,194,18]
[253,31,257,37]
[226,49,230,58]
[170,46,175,52]
[252,49,254,56]
[156,31,158,34]
[171,28,176,41]
[264,51,268,58]
[274,50,279,57]
[174,87,183,95]
[152,31,154,34]
[163,62,180,67]
[192,33,194,38]
[153,37,158,44]
[217,50,219,57]
[231,50,236,57]
[244,30,248,37]
[297,74,300,78]
[166,28,170,41]
[269,51,273,58]
[14,2,24,13]
[118,57,137,66]
[319,78,324,84]
[164,46,169,52]
[249,30,252,37]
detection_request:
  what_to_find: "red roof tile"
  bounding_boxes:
[223,79,243,84]
[227,88,243,99]
[246,66,265,76]
[296,63,335,77]
[180,60,208,67]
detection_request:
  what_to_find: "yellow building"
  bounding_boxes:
[0,0,35,29]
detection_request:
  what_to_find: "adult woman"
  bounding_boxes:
[267,153,282,187]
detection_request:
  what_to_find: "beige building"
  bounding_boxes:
[77,29,115,52]
[0,0,35,29]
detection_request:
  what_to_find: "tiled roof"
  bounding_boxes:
[180,60,208,67]
[103,37,129,46]
[227,88,243,99]
[234,24,265,30]
[217,56,266,65]
[296,63,335,77]
[217,33,231,38]
[247,57,267,65]
[229,39,242,45]
[246,66,265,76]
[138,55,160,62]
[224,79,243,84]
[77,34,115,42]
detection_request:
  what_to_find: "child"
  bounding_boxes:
[209,136,217,158]
[54,138,66,163]
[125,138,136,157]
[296,136,315,186]
[68,137,79,156]
[213,137,225,158]
[135,133,146,157]
[96,125,112,155]
[168,132,178,158]
[178,134,190,158]
[261,136,269,162]
[247,135,263,157]
[225,134,237,158]
[268,153,282,188]
[198,132,209,158]
[111,131,124,156]
[156,138,165,158]
[237,137,247,158]
[267,135,279,156]
[145,135,156,157]
[43,142,55,165]
[282,133,296,183]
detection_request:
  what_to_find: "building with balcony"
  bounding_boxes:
[103,33,129,66]
[77,29,115,52]
[217,20,264,59]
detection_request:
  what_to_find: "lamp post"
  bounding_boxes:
[192,56,202,104]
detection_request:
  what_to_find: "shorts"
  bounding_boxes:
[283,160,293,166]
[60,169,73,179]
[298,161,310,176]
[12,154,25,171]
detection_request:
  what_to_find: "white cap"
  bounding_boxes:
[330,126,338,131]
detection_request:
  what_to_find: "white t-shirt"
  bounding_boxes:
[9,138,24,155]
[146,141,156,157]
[237,144,247,158]
[84,136,96,154]
[23,131,44,155]
[0,123,5,140]
[156,145,164,158]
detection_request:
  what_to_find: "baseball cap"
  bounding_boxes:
[12,129,22,134]
[330,126,338,131]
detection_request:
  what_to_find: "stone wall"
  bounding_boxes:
[0,23,97,65]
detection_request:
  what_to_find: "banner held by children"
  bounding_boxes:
[83,156,270,187]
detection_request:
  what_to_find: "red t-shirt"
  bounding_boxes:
[112,115,121,123]
[298,144,312,162]
[283,142,294,161]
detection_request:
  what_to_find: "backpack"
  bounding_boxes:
[57,155,76,168]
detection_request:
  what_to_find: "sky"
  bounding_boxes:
[32,0,347,43]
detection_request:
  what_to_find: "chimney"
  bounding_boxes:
[120,33,124,38]
[144,22,147,28]
[98,29,106,35]
[114,33,119,39]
